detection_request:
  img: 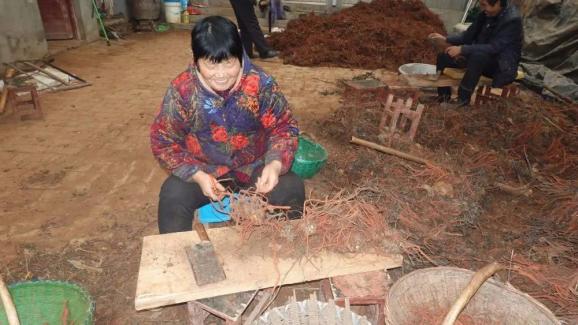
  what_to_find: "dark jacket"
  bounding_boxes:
[447,5,523,86]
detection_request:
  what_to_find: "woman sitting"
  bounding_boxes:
[150,16,305,234]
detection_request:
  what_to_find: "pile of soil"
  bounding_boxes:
[269,0,446,70]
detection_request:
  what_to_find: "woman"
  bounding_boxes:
[150,16,304,234]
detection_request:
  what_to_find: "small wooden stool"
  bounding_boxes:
[474,83,520,106]
[7,85,44,120]
[378,93,425,145]
[320,270,392,324]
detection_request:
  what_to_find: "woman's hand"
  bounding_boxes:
[256,160,282,194]
[192,170,225,201]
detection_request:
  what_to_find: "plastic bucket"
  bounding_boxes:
[291,135,328,179]
[164,2,181,24]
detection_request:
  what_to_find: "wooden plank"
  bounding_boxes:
[135,224,403,310]
[331,270,391,298]
[22,61,69,85]
[342,79,387,90]
[242,290,273,323]
[186,301,210,325]
[195,290,258,321]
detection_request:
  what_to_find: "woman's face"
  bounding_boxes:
[197,57,241,92]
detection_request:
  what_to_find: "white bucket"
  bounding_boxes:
[164,2,181,24]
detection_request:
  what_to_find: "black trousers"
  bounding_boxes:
[158,171,305,233]
[229,0,271,56]
[436,52,499,104]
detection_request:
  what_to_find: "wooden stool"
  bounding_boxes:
[7,85,44,120]
[378,93,425,146]
[320,270,392,324]
[474,83,520,106]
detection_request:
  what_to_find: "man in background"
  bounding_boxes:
[429,0,523,106]
[229,0,278,59]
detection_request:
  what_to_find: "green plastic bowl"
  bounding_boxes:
[291,135,328,179]
[0,280,94,325]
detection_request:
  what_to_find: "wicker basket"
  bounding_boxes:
[0,280,94,325]
[291,135,328,179]
[386,267,560,325]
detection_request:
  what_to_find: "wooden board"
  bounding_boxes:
[400,69,493,88]
[192,290,258,321]
[343,79,387,90]
[135,225,403,310]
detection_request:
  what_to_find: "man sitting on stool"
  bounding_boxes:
[429,0,523,106]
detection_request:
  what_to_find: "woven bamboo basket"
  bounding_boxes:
[386,266,560,325]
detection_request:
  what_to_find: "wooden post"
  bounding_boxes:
[350,136,432,165]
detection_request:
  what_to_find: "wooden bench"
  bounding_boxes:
[400,67,523,106]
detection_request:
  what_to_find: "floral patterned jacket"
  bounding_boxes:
[150,58,299,183]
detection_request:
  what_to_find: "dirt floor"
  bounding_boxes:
[1,30,577,324]
[0,30,376,323]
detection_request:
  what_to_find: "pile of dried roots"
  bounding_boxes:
[225,187,423,260]
[269,0,446,70]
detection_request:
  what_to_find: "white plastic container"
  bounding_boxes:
[164,2,181,24]
[398,63,437,75]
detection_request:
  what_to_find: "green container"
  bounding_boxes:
[0,281,94,325]
[291,135,328,179]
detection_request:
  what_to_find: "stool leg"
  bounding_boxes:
[407,104,425,142]
[474,87,483,106]
[30,87,43,118]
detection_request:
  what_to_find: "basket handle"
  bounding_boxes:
[0,275,20,325]
[441,262,505,325]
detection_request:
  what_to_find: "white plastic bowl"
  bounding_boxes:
[398,63,437,75]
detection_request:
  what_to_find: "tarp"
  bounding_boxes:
[521,62,578,101]
[521,0,578,83]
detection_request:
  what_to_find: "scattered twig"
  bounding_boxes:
[350,136,434,165]
[494,182,533,197]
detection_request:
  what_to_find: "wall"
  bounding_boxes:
[113,0,129,16]
[0,0,48,65]
[71,0,100,42]
[422,0,468,31]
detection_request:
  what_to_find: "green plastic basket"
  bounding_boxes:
[291,135,328,179]
[0,280,94,325]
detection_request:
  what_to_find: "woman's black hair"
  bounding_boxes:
[191,16,243,65]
